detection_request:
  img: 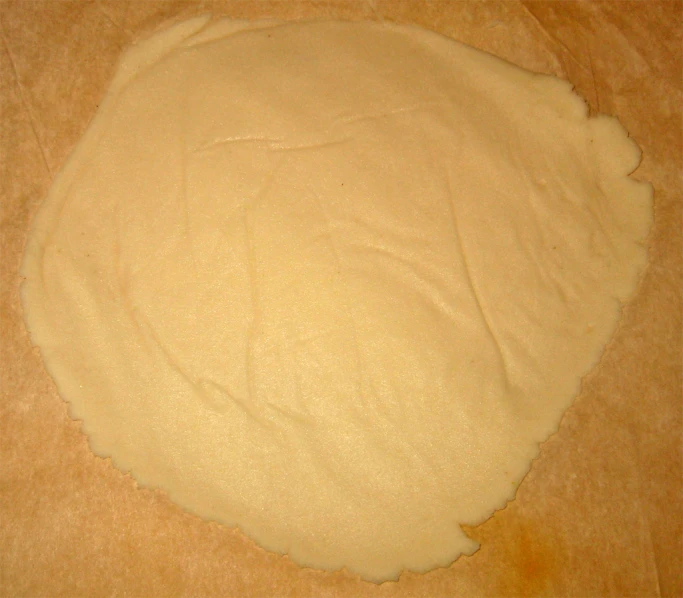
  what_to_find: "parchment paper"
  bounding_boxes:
[1,1,681,596]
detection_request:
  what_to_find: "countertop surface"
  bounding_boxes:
[1,1,681,596]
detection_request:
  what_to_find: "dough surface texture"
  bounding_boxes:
[21,17,652,581]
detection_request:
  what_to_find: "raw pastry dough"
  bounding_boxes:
[21,17,652,581]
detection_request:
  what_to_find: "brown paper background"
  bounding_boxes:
[1,1,681,596]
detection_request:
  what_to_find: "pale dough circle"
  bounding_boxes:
[21,17,652,581]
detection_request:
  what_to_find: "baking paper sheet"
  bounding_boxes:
[1,1,681,596]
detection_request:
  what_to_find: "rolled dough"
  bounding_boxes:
[21,17,652,581]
